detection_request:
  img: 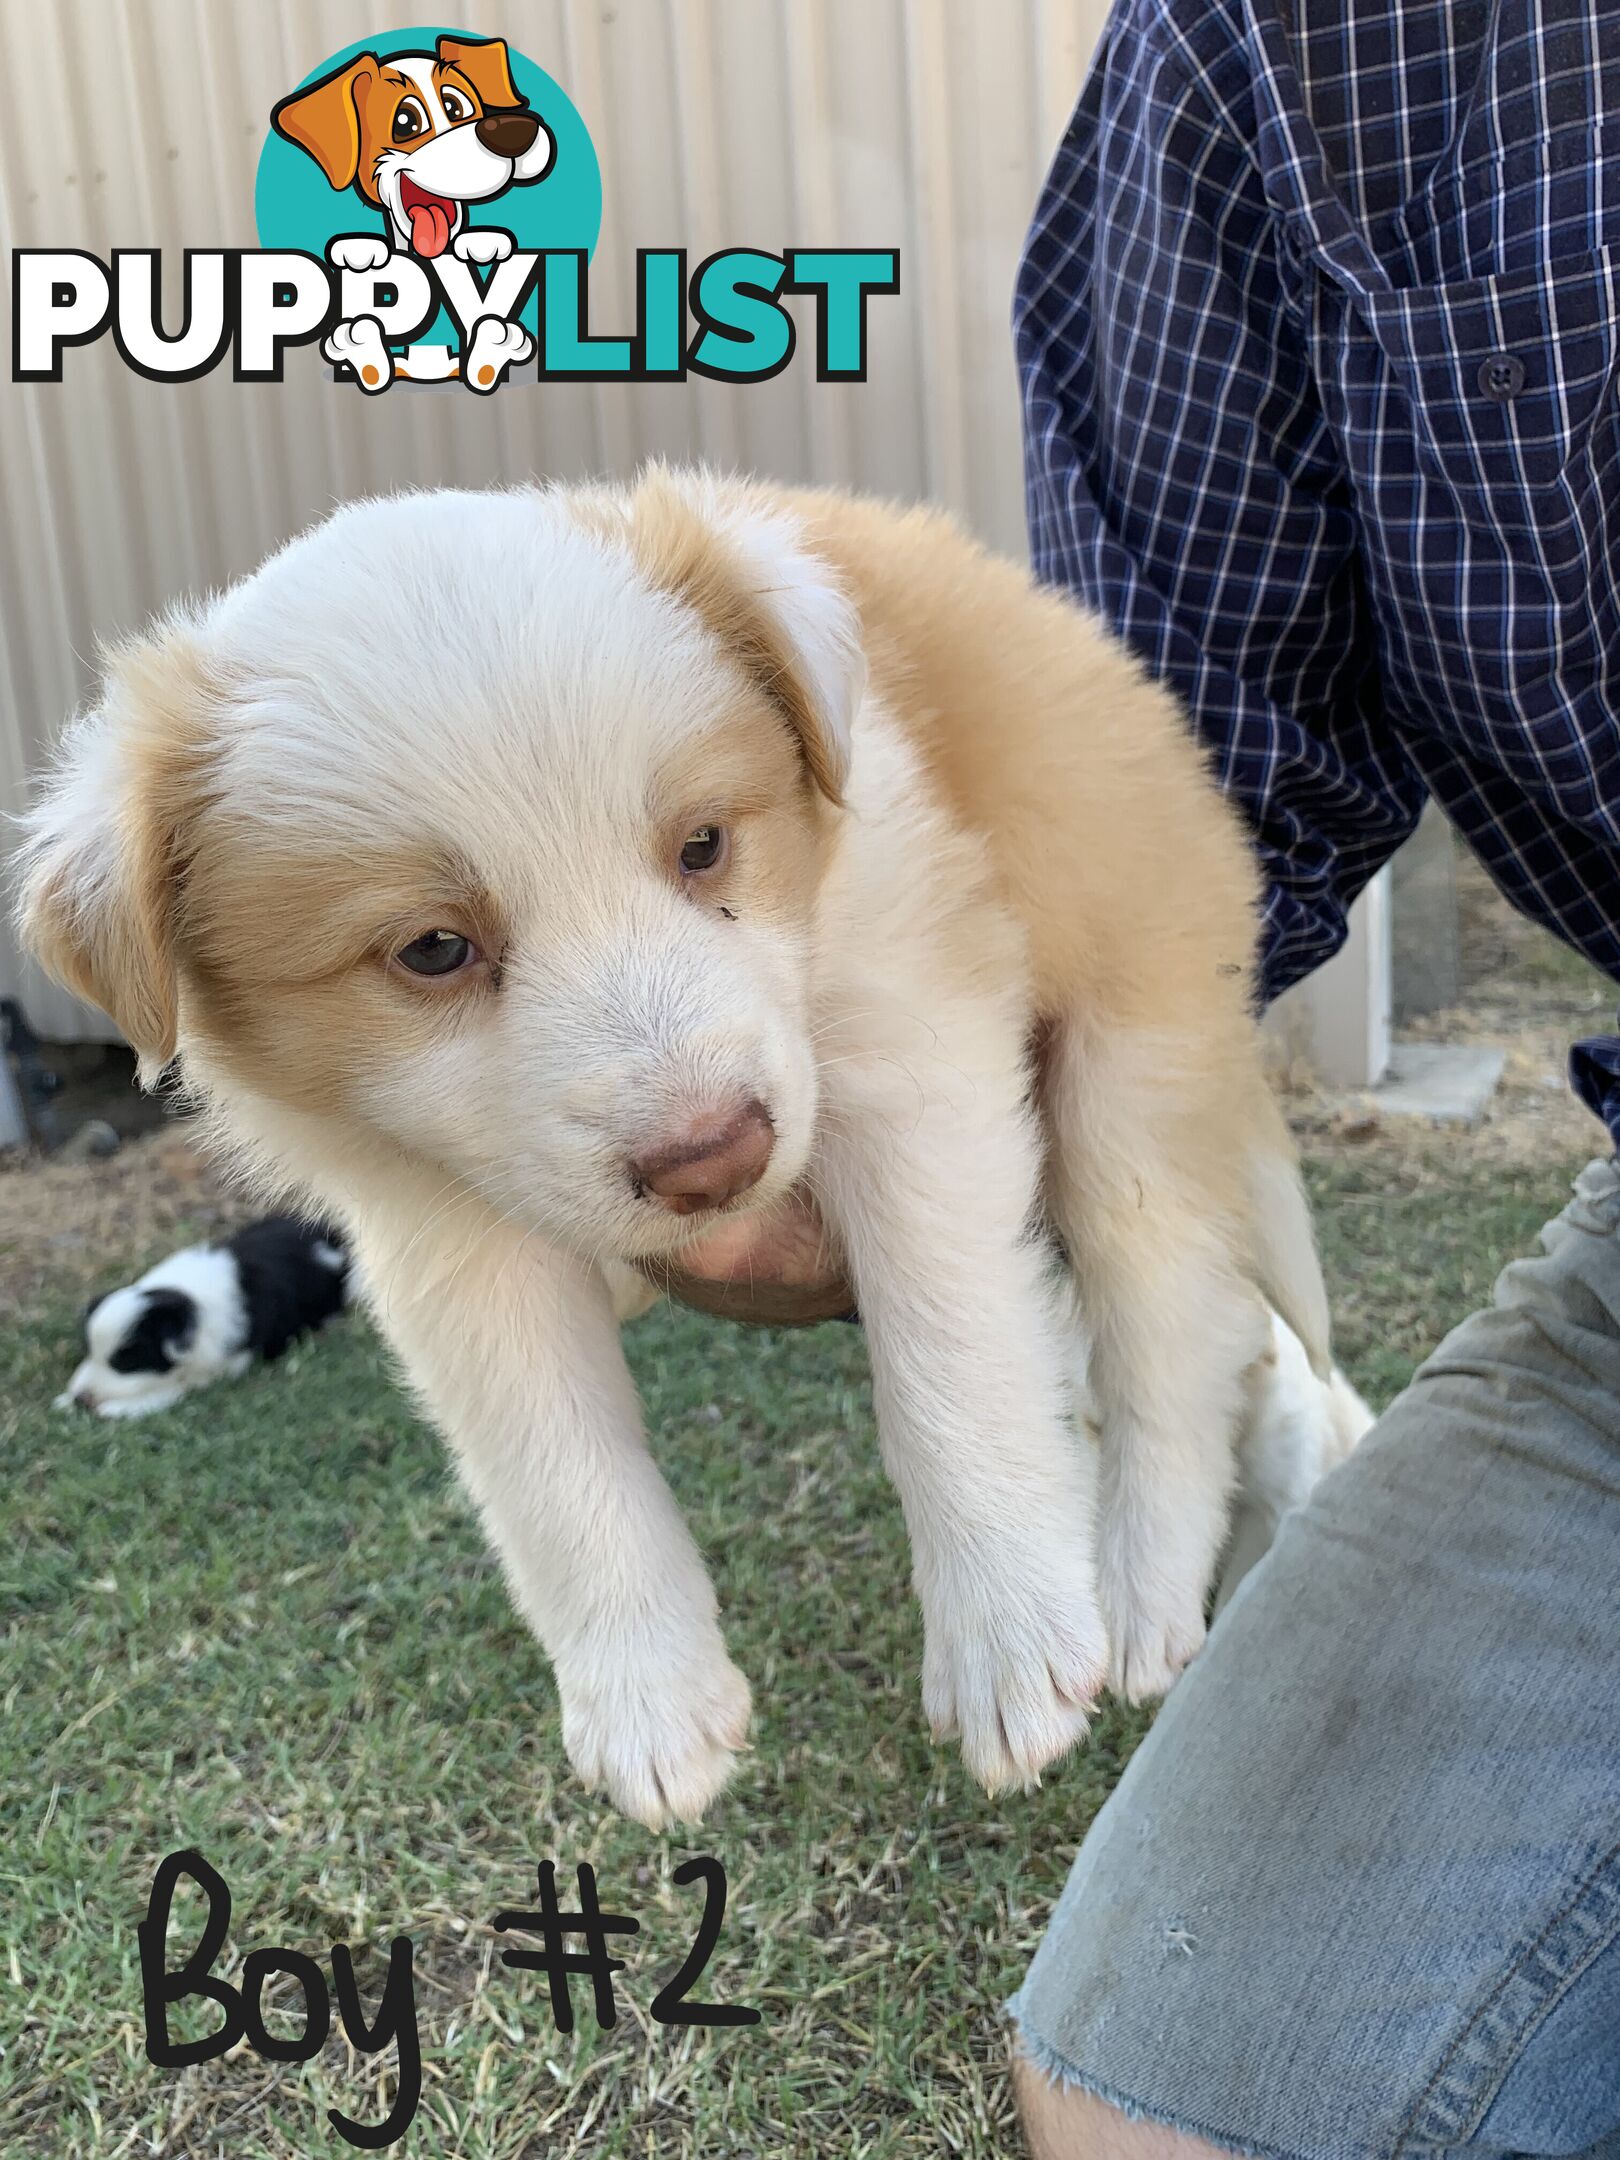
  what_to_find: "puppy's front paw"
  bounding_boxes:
[328,234,393,273]
[921,1547,1107,1794]
[463,317,532,391]
[98,1390,184,1420]
[560,1631,752,1829]
[323,319,393,392]
[1102,1569,1207,1705]
[453,226,514,265]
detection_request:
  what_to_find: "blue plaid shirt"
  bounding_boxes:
[1016,0,1620,1141]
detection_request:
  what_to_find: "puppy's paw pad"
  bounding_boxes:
[463,317,533,391]
[328,234,393,273]
[323,319,393,392]
[453,226,515,265]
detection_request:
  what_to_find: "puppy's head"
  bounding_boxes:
[61,1283,197,1416]
[271,37,553,257]
[18,472,863,1268]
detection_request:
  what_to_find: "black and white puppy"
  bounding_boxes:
[57,1217,351,1418]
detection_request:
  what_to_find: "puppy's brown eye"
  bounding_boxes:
[392,97,429,142]
[679,825,728,875]
[395,930,476,977]
[441,88,471,124]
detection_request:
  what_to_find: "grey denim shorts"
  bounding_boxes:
[1010,1158,1620,2160]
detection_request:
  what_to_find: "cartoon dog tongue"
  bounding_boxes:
[407,196,454,258]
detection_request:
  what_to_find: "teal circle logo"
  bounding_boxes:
[255,26,599,343]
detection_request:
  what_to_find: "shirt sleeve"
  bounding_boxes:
[1014,2,1428,1002]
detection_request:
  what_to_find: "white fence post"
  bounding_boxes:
[0,1044,27,1149]
[1268,872,1393,1089]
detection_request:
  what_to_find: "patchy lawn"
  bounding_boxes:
[0,1108,1596,2158]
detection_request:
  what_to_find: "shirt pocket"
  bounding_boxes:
[1360,247,1620,523]
[1387,124,1620,289]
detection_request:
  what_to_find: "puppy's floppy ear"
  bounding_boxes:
[139,1286,198,1362]
[437,35,524,110]
[14,621,212,1086]
[623,471,866,804]
[271,54,381,191]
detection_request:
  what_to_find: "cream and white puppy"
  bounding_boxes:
[17,472,1334,1827]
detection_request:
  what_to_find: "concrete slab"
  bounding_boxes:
[0,1049,25,1150]
[1371,1040,1505,1125]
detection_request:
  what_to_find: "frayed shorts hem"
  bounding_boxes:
[1005,1992,1303,2160]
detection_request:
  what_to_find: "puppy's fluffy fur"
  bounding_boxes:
[17,470,1333,1826]
[1215,1313,1372,1612]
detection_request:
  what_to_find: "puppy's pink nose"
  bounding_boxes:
[630,1101,775,1215]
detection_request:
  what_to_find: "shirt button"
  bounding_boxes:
[1478,351,1526,400]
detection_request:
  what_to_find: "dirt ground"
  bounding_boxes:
[0,1120,252,1314]
[1287,847,1613,1177]
[3,843,1614,1318]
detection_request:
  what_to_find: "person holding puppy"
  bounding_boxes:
[1009,1,1620,2154]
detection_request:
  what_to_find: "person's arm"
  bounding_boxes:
[1015,2,1424,1000]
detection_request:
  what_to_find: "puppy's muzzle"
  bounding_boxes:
[476,109,542,158]
[629,1100,775,1215]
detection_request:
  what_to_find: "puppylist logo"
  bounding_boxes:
[10,25,899,395]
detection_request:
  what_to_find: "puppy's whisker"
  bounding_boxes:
[380,1177,486,1311]
[451,1209,540,1304]
[435,1206,523,1310]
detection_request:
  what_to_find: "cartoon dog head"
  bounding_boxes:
[271,35,555,258]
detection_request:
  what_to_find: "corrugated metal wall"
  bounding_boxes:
[0,0,1106,1037]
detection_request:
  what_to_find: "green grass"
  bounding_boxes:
[0,1136,1590,2157]
[1302,1142,1586,1407]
